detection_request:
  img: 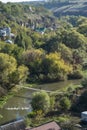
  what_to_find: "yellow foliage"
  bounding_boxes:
[46,52,72,74]
[18,65,29,80]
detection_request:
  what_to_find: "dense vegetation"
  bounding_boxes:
[0,1,87,129]
[0,0,87,97]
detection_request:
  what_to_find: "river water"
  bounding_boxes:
[0,80,81,125]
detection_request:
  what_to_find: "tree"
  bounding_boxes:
[0,53,28,89]
[22,49,45,80]
[41,36,59,53]
[31,90,50,113]
[81,77,87,88]
[72,49,85,65]
[0,53,17,89]
[58,44,72,63]
[22,49,44,66]
[15,31,32,50]
[59,97,71,111]
[75,90,87,112]
[41,52,72,81]
[0,43,24,64]
[9,65,29,85]
[62,30,87,49]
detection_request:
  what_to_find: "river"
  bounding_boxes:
[0,80,81,125]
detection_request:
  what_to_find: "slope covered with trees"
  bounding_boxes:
[0,3,87,95]
[1,1,87,129]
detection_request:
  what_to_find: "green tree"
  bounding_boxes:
[0,53,17,89]
[9,65,29,85]
[59,97,71,111]
[58,44,72,63]
[81,77,87,88]
[31,90,50,113]
[22,49,44,81]
[76,90,87,111]
[62,30,87,49]
[15,32,32,50]
[0,43,23,64]
[0,53,28,89]
[41,36,59,53]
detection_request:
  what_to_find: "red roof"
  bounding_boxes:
[28,121,61,130]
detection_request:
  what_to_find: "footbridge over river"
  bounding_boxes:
[24,86,63,94]
[24,86,52,93]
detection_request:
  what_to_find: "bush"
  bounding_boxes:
[81,77,87,87]
[28,111,36,118]
[59,97,71,111]
[57,115,70,123]
[68,70,83,79]
[31,90,50,113]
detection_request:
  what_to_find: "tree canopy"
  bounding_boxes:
[31,90,50,113]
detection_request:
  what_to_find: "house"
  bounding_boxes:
[0,28,6,37]
[0,120,61,130]
[27,121,61,130]
[35,27,46,34]
[0,27,11,37]
[3,27,11,36]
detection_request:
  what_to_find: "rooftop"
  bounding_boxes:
[0,119,26,130]
[82,111,87,115]
[28,121,61,130]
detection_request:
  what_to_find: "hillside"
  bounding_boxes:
[43,0,87,17]
[1,1,87,129]
[0,1,55,29]
[20,0,87,17]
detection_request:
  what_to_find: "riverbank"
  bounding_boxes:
[25,80,85,129]
[0,79,81,109]
[0,83,34,109]
[25,112,81,129]
[0,79,82,125]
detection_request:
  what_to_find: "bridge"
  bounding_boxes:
[24,86,53,93]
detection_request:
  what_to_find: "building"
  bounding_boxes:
[28,121,61,130]
[0,119,26,130]
[0,27,11,37]
[35,27,46,34]
[0,29,6,37]
[5,39,13,44]
[0,120,61,130]
[3,27,11,37]
[81,111,87,122]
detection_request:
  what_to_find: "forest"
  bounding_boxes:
[0,1,87,129]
